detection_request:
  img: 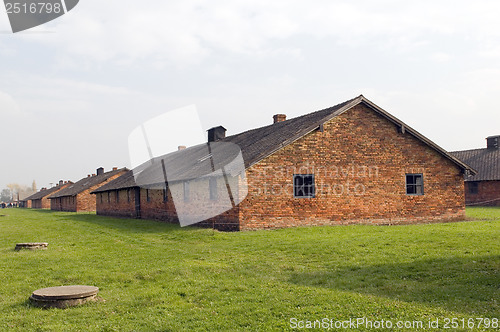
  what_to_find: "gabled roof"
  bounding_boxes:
[49,168,127,198]
[91,170,137,193]
[450,148,500,181]
[24,182,73,201]
[92,95,476,193]
[222,95,474,172]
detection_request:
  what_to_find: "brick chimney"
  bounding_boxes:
[207,126,227,142]
[96,167,104,175]
[112,167,118,171]
[178,145,186,151]
[486,135,500,150]
[273,114,286,123]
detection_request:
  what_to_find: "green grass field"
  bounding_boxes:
[0,208,498,331]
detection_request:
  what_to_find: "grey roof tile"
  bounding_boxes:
[49,168,127,198]
[451,148,500,181]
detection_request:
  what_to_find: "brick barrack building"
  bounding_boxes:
[92,95,475,230]
[451,135,500,206]
[24,180,73,209]
[49,167,127,212]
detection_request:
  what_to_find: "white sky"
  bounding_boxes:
[1,0,499,190]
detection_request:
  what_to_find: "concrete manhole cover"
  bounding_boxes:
[15,243,48,251]
[30,285,99,308]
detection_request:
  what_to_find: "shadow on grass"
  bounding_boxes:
[58,212,217,237]
[289,255,500,315]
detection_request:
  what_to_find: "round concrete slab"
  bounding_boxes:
[30,285,99,308]
[15,243,48,251]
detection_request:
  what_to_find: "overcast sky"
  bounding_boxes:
[1,0,499,190]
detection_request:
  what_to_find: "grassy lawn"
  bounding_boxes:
[0,207,498,331]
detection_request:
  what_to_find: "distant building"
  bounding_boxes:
[92,95,474,230]
[48,167,127,212]
[451,135,500,206]
[24,180,73,209]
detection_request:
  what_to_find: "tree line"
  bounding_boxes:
[0,181,37,203]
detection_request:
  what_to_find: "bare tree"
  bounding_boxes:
[1,188,12,203]
[6,183,36,201]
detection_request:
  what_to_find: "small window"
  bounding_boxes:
[406,174,424,195]
[294,174,315,198]
[116,190,119,203]
[468,182,479,195]
[146,189,151,202]
[100,193,103,204]
[209,178,217,200]
[107,192,111,203]
[127,189,130,203]
[183,181,190,202]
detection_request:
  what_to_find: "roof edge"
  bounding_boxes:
[357,96,477,175]
[246,95,476,175]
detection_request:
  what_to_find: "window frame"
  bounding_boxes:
[293,174,315,198]
[406,173,424,196]
[468,181,479,195]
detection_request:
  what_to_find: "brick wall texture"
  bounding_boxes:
[465,180,500,206]
[96,103,466,230]
[51,172,126,212]
[32,184,71,209]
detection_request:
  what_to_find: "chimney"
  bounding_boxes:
[178,145,186,151]
[59,180,63,186]
[273,114,286,123]
[87,174,91,177]
[207,126,227,142]
[64,181,67,184]
[486,135,500,150]
[112,167,118,171]
[96,167,104,175]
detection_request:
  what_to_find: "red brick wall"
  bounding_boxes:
[465,180,500,206]
[32,199,42,209]
[50,196,76,212]
[41,196,51,209]
[51,171,126,212]
[232,103,465,230]
[139,188,178,222]
[92,103,466,231]
[96,189,138,218]
[32,185,70,209]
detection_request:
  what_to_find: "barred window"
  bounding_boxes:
[294,174,315,198]
[406,174,424,195]
[468,182,479,194]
